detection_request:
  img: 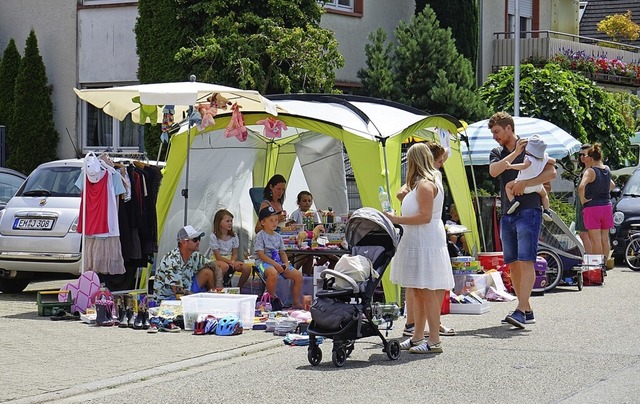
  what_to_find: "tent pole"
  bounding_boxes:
[462,133,487,252]
[183,118,192,226]
[379,137,392,198]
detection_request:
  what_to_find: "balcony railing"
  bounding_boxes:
[493,30,640,81]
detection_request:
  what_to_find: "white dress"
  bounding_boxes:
[390,178,454,290]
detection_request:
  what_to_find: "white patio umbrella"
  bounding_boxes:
[460,117,582,166]
[74,78,279,225]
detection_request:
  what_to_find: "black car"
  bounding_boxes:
[610,169,640,261]
[0,167,26,210]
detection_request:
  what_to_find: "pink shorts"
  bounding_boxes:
[582,204,613,230]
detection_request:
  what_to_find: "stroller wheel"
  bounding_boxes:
[386,339,401,360]
[345,341,355,358]
[538,249,563,291]
[308,345,322,366]
[332,347,347,367]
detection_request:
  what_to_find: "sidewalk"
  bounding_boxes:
[2,267,640,403]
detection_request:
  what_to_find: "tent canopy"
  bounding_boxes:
[153,95,478,303]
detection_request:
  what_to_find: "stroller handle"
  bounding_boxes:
[320,269,360,292]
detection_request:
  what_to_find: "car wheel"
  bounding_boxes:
[0,277,31,293]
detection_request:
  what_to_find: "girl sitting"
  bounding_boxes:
[207,209,252,289]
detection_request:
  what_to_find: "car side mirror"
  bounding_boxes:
[611,187,621,198]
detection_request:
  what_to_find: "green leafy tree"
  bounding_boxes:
[9,30,58,173]
[479,63,635,169]
[418,0,478,70]
[175,0,343,94]
[359,6,487,121]
[0,39,22,163]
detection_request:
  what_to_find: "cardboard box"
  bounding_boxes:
[181,293,258,331]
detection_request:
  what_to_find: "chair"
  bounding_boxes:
[249,187,265,215]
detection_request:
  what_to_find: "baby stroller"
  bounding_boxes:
[537,210,585,291]
[307,207,402,368]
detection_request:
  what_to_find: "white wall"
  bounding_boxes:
[78,6,138,84]
[0,0,78,165]
[321,1,415,84]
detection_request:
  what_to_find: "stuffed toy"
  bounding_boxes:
[197,101,216,131]
[256,117,287,138]
[131,96,158,125]
[161,105,175,142]
[224,103,248,142]
[209,93,232,110]
[296,225,325,247]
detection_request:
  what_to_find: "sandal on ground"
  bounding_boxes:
[399,338,424,351]
[409,340,443,354]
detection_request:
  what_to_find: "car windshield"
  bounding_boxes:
[18,166,82,197]
[623,171,640,196]
[0,172,25,204]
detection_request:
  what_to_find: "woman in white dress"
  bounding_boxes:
[385,143,454,354]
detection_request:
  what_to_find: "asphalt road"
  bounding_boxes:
[1,266,639,404]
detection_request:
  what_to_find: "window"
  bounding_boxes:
[83,100,141,152]
[323,0,354,12]
[508,0,533,38]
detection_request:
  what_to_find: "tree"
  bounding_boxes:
[597,11,640,43]
[418,0,478,70]
[479,63,635,169]
[174,0,343,95]
[9,30,59,173]
[359,6,487,121]
[0,39,22,161]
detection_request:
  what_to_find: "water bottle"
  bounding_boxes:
[378,186,392,213]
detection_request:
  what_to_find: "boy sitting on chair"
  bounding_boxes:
[254,206,304,309]
[504,135,555,221]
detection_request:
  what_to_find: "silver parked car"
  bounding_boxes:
[0,159,83,293]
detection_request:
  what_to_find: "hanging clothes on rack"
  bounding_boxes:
[77,152,127,275]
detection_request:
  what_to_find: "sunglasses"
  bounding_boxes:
[191,236,201,242]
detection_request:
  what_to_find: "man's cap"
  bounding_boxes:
[259,206,279,221]
[176,225,205,242]
[526,134,547,159]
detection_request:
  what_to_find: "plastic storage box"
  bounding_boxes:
[181,293,258,331]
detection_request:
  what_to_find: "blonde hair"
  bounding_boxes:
[406,143,439,190]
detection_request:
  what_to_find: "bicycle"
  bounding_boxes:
[624,229,640,271]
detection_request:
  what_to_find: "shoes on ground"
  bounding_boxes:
[409,340,443,354]
[504,309,527,329]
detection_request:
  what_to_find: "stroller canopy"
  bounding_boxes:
[345,208,400,251]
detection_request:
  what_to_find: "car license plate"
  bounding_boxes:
[13,218,55,230]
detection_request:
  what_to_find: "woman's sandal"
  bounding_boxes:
[424,325,456,337]
[399,338,424,351]
[409,340,443,354]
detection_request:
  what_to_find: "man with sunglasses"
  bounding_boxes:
[488,112,556,329]
[154,225,223,301]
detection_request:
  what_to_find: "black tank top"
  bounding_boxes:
[584,166,611,207]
